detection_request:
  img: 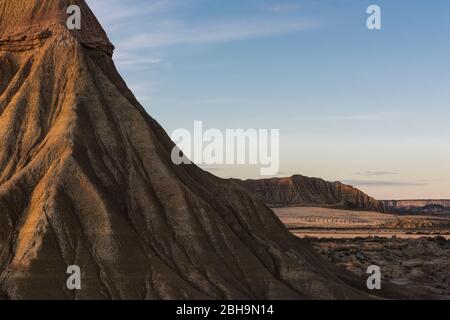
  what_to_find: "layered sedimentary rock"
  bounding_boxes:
[383,200,450,214]
[0,0,113,54]
[0,0,418,300]
[240,175,389,213]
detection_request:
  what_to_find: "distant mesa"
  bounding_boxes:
[239,175,390,213]
[383,200,450,215]
[0,0,425,300]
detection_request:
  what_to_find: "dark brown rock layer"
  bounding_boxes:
[240,175,389,213]
[0,0,418,300]
[383,200,450,215]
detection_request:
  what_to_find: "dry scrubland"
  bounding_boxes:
[274,207,450,298]
[310,237,450,297]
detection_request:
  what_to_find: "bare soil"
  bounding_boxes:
[274,207,450,298]
[309,237,450,298]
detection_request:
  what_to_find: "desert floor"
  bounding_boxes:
[274,206,450,239]
[274,207,450,298]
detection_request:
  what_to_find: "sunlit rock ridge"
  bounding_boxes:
[0,0,419,300]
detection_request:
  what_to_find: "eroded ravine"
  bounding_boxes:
[0,0,428,300]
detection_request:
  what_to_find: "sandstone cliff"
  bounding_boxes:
[0,0,417,299]
[240,175,389,213]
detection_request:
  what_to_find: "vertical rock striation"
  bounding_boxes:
[0,0,415,299]
[240,175,389,212]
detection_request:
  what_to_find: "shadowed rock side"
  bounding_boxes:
[0,0,418,300]
[240,175,390,213]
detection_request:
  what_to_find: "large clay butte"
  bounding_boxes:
[0,0,430,300]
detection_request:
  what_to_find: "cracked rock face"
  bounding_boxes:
[0,0,416,300]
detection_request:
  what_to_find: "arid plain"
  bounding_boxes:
[274,206,450,297]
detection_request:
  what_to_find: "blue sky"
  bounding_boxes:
[87,0,450,199]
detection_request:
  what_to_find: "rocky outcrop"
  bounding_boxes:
[0,0,114,55]
[240,175,390,213]
[0,0,420,300]
[311,237,450,298]
[383,200,450,214]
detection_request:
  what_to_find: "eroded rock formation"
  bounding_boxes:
[0,0,417,299]
[240,175,389,212]
[383,200,450,214]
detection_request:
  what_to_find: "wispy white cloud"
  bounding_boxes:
[152,96,271,108]
[119,57,163,66]
[342,180,428,187]
[87,0,316,112]
[262,2,302,13]
[118,19,316,49]
[86,0,181,27]
[114,51,162,68]
[87,0,316,65]
[355,171,399,176]
[127,82,159,106]
[328,111,401,121]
